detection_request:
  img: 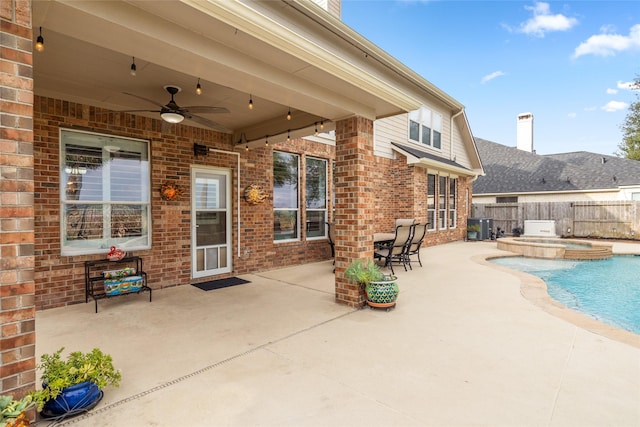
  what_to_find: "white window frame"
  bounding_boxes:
[427,173,436,231]
[273,151,300,243]
[449,177,457,229]
[408,107,443,150]
[305,156,328,240]
[438,175,447,230]
[60,128,151,256]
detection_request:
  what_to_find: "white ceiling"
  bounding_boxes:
[31,0,418,146]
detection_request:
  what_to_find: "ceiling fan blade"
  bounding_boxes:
[184,113,233,134]
[107,109,161,114]
[182,106,230,114]
[122,92,165,108]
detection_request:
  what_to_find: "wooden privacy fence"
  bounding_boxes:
[472,201,640,240]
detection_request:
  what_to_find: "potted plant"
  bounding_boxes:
[0,395,34,426]
[467,223,481,240]
[344,259,399,310]
[30,348,121,419]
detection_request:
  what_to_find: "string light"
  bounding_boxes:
[248,94,253,110]
[287,108,291,121]
[265,136,269,147]
[196,78,202,95]
[314,123,318,136]
[287,130,290,143]
[35,27,44,52]
[245,144,249,151]
[130,57,137,76]
[320,121,324,130]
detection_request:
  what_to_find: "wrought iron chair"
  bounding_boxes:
[374,224,414,274]
[406,223,427,268]
[326,222,335,265]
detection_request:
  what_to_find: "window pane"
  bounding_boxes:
[433,130,442,149]
[305,158,326,209]
[439,176,447,229]
[110,150,145,201]
[306,211,326,238]
[422,126,431,146]
[274,210,298,240]
[65,204,104,242]
[63,144,103,201]
[409,120,420,142]
[273,152,298,209]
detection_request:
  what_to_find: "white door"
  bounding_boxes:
[191,167,232,278]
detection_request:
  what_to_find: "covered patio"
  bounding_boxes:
[36,241,640,426]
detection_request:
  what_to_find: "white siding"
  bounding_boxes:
[374,104,475,172]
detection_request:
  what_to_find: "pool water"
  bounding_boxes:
[491,256,640,334]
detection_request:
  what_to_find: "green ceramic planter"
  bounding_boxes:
[365,275,399,309]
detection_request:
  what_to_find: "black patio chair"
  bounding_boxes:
[326,222,335,265]
[374,224,414,274]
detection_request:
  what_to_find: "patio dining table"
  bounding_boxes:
[374,232,395,249]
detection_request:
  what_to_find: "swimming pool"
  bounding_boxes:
[491,256,640,334]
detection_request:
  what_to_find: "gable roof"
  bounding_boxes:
[472,138,640,195]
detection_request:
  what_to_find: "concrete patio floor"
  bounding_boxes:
[35,241,640,426]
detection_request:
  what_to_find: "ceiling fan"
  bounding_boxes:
[120,85,232,134]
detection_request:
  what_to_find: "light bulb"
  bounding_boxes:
[35,27,44,52]
[130,57,136,76]
[287,108,291,120]
[248,95,253,110]
[196,79,202,95]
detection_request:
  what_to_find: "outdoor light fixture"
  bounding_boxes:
[196,78,202,95]
[265,136,269,147]
[287,108,291,121]
[314,123,318,136]
[160,111,184,124]
[320,121,324,130]
[248,94,253,110]
[35,27,44,52]
[130,57,137,76]
[287,130,290,143]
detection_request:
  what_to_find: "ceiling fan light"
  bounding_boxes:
[161,111,184,124]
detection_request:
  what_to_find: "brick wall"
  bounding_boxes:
[0,1,37,399]
[33,96,335,310]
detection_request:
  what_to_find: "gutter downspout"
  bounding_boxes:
[208,147,242,259]
[450,108,464,161]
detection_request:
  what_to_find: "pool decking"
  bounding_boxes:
[35,241,639,426]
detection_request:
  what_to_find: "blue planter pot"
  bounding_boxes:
[366,275,399,309]
[41,381,103,418]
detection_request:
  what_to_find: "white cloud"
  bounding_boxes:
[601,100,629,112]
[606,88,618,95]
[617,80,637,90]
[481,71,506,84]
[517,2,578,37]
[567,112,577,119]
[573,24,640,58]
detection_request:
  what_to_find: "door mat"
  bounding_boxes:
[191,277,251,291]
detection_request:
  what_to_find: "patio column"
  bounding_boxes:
[334,116,375,307]
[0,3,37,398]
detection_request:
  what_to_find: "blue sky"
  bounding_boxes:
[341,1,640,155]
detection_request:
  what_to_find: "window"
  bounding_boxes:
[438,176,447,229]
[409,107,443,149]
[60,129,150,255]
[448,178,457,228]
[427,174,436,231]
[273,151,299,241]
[305,157,328,238]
